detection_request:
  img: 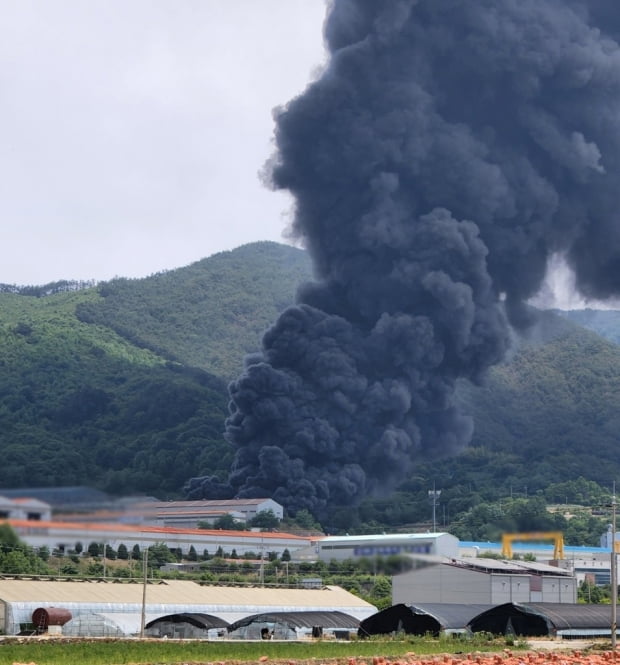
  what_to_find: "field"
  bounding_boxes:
[0,634,526,665]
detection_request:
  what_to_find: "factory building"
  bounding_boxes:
[392,557,577,605]
[296,532,459,562]
[5,518,312,559]
[0,496,51,522]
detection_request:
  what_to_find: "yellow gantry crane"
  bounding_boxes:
[501,531,565,560]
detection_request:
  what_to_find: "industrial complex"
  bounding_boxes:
[0,491,619,639]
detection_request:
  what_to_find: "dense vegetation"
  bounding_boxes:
[0,287,231,495]
[75,241,312,379]
[0,241,620,541]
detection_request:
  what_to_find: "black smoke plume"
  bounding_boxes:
[185,0,620,518]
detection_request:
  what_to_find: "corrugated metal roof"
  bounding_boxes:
[508,560,572,575]
[228,610,359,631]
[152,499,273,508]
[447,557,570,575]
[0,579,374,610]
[6,518,309,541]
[319,533,450,544]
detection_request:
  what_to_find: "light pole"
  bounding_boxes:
[428,484,441,532]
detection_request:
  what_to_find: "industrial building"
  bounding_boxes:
[0,496,51,522]
[0,578,376,637]
[6,518,312,559]
[297,532,459,562]
[392,556,577,604]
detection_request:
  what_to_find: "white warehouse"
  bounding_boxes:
[296,532,459,562]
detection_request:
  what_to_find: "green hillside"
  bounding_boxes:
[0,242,311,498]
[0,287,231,495]
[75,241,312,380]
[0,241,619,539]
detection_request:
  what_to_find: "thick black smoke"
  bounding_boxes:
[185,0,620,518]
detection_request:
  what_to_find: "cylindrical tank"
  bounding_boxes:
[32,607,72,631]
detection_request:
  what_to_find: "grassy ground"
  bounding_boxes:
[0,634,520,665]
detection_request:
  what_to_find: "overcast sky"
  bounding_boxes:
[1,1,327,285]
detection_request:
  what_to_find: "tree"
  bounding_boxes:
[148,543,177,567]
[0,524,21,551]
[187,545,198,561]
[281,548,291,562]
[87,542,101,557]
[117,543,129,560]
[86,562,104,576]
[131,544,141,561]
[213,514,244,530]
[249,509,280,530]
[292,509,321,530]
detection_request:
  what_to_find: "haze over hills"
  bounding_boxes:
[0,241,619,534]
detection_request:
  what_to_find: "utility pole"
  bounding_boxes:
[140,547,148,639]
[612,489,617,650]
[259,536,265,586]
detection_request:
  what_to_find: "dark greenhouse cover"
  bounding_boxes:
[227,611,359,632]
[145,613,230,630]
[359,603,494,637]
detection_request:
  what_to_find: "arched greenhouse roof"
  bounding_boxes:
[468,603,615,637]
[227,610,359,632]
[146,613,229,630]
[359,603,494,637]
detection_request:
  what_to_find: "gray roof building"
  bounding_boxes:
[393,557,577,605]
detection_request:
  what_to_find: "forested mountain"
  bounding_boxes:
[0,241,619,537]
[0,242,309,496]
[559,308,620,346]
[75,242,313,380]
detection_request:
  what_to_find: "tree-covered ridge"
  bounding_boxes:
[0,241,619,541]
[0,287,231,495]
[559,308,620,346]
[75,241,313,380]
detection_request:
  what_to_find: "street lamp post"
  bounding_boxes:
[428,484,441,532]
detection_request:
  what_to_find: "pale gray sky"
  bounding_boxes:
[1,1,327,285]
